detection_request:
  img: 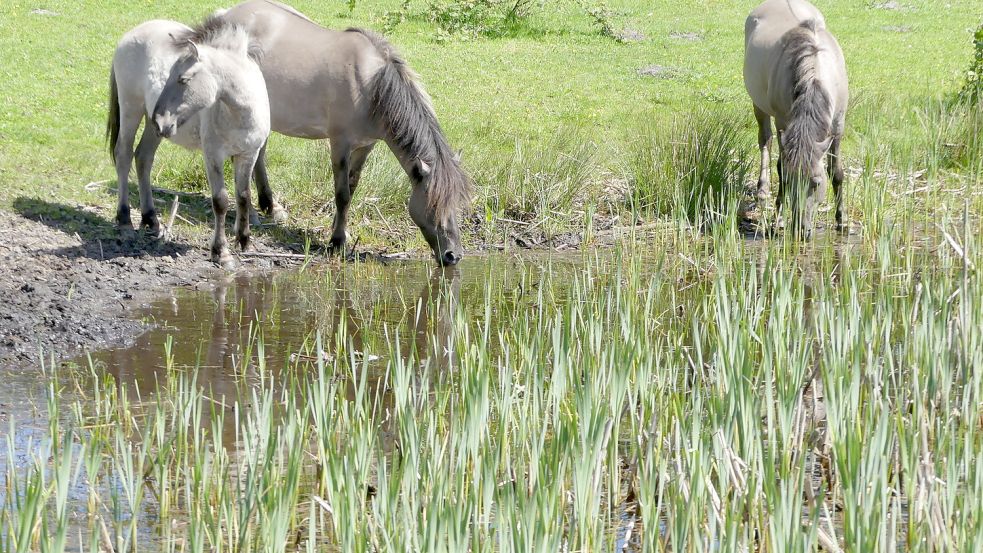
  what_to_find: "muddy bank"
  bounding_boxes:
[0,201,315,368]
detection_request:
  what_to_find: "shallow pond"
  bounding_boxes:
[4,226,975,552]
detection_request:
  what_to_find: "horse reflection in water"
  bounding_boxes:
[98,265,462,444]
[327,268,460,373]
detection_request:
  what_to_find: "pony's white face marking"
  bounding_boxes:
[153,45,219,138]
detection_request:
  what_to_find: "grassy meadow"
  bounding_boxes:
[2,0,983,551]
[0,0,980,249]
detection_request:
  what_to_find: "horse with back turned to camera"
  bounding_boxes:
[744,0,849,238]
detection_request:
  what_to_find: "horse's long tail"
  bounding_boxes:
[350,28,471,222]
[107,67,120,164]
[783,19,832,173]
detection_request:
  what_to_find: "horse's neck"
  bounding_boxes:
[384,138,421,178]
[209,58,266,130]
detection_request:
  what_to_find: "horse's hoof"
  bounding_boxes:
[327,237,346,255]
[238,235,251,252]
[144,225,164,240]
[118,226,136,241]
[248,207,262,227]
[271,206,289,225]
[214,254,237,271]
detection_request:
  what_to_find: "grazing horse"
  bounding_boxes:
[743,0,848,238]
[219,0,471,266]
[108,17,271,268]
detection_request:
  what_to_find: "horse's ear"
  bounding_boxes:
[817,136,833,154]
[412,159,432,181]
[187,40,200,61]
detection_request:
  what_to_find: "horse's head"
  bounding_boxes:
[781,133,831,240]
[407,157,464,267]
[153,40,220,138]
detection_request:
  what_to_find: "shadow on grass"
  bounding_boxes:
[11,195,329,261]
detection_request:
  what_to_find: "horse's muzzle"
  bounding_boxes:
[152,113,177,139]
[439,250,461,267]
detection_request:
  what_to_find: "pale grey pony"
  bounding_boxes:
[744,0,849,238]
[108,17,271,268]
[219,0,471,266]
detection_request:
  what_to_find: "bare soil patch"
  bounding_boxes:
[0,199,319,367]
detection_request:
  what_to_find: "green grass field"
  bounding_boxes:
[1,0,980,252]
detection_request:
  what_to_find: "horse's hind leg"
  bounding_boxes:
[233,151,259,252]
[828,136,846,231]
[252,142,288,224]
[328,140,353,254]
[753,105,773,200]
[774,130,786,231]
[348,144,376,199]
[134,121,163,237]
[114,105,142,233]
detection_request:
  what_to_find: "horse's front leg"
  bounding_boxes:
[204,155,235,269]
[827,136,846,231]
[233,151,258,252]
[774,130,786,231]
[328,140,352,254]
[253,142,289,224]
[753,105,772,200]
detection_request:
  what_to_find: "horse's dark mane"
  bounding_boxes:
[346,28,471,222]
[782,20,832,175]
[173,14,261,60]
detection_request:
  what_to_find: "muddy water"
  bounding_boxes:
[12,252,581,460]
[85,254,576,396]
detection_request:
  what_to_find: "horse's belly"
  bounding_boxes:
[270,113,331,139]
[265,81,333,139]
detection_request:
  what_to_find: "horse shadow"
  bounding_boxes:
[11,194,329,261]
[11,196,192,260]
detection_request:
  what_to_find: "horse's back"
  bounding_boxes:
[112,19,201,148]
[114,19,190,71]
[745,0,825,44]
[221,1,386,140]
[113,20,189,110]
[743,0,827,119]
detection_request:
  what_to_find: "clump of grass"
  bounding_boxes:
[958,22,983,104]
[473,128,598,239]
[628,107,752,226]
